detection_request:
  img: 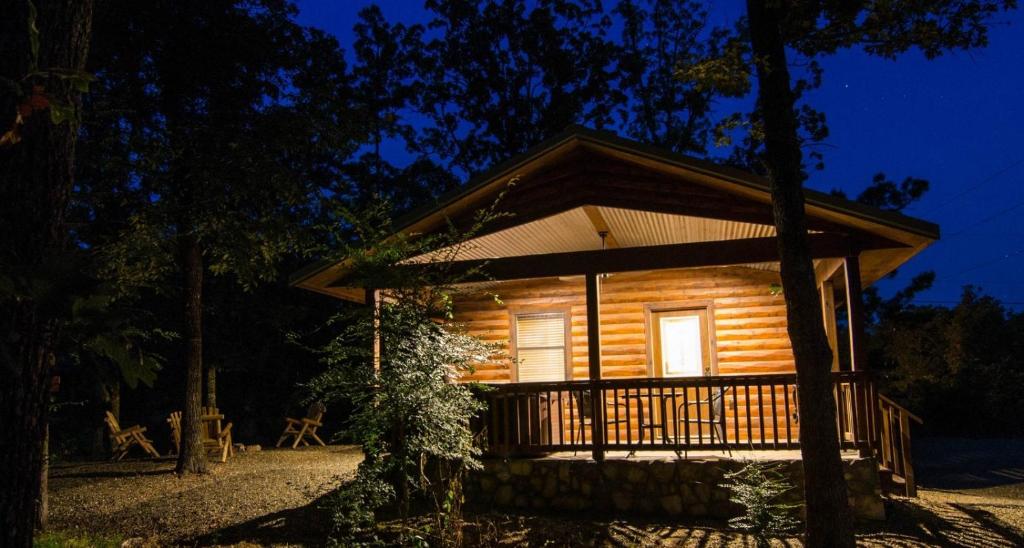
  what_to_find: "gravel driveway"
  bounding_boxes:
[48,445,362,545]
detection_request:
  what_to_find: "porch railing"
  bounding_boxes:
[475,371,877,458]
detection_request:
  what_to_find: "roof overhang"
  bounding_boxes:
[293,127,938,302]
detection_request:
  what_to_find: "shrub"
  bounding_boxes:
[722,461,800,547]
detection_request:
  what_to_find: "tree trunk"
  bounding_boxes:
[744,1,855,546]
[205,365,217,408]
[0,2,94,546]
[175,233,208,474]
[37,423,49,531]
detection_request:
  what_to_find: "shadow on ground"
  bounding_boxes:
[190,493,333,546]
[854,496,1024,547]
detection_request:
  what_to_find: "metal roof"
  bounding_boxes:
[292,126,939,301]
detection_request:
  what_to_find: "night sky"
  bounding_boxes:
[294,1,1024,308]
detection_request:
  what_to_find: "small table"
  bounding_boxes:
[620,390,678,445]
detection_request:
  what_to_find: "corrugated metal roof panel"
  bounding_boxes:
[597,206,775,247]
[408,206,780,264]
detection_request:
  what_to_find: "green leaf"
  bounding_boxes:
[49,102,71,125]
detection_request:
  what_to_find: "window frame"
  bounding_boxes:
[509,306,573,383]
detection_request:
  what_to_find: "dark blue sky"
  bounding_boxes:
[294,1,1024,307]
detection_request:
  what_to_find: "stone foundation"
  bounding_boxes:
[466,456,885,521]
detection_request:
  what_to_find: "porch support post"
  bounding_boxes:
[365,288,381,373]
[843,255,866,372]
[843,255,873,454]
[585,272,605,461]
[820,280,839,371]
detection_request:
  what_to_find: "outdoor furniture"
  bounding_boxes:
[620,390,674,447]
[676,386,731,457]
[166,408,235,462]
[201,406,235,462]
[167,410,181,455]
[570,390,628,451]
[276,402,327,448]
[104,411,160,460]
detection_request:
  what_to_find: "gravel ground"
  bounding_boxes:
[46,440,1024,546]
[48,445,362,545]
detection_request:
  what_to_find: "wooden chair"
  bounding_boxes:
[166,408,234,462]
[569,390,628,453]
[676,386,731,458]
[167,411,181,456]
[104,411,160,460]
[276,402,327,448]
[201,406,235,463]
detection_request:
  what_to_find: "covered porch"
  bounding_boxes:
[293,128,937,494]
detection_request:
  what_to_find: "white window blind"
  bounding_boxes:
[515,313,566,382]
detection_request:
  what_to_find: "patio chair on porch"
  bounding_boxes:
[676,386,731,458]
[570,390,628,453]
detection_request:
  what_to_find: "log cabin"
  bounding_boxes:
[293,126,935,496]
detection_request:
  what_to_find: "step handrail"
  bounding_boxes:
[878,393,923,424]
[877,392,922,496]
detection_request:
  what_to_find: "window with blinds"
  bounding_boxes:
[514,313,567,382]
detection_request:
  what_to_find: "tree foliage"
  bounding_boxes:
[307,198,507,546]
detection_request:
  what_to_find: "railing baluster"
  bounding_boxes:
[783,382,792,445]
[683,383,690,447]
[744,384,752,447]
[770,383,779,449]
[622,387,630,448]
[696,384,704,448]
[732,382,740,444]
[757,384,765,447]
[568,389,576,446]
[670,386,679,447]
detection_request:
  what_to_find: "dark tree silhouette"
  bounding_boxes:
[0,1,95,545]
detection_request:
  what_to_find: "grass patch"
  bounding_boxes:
[34,530,124,548]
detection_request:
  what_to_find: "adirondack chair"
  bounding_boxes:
[166,408,234,462]
[104,411,160,460]
[276,402,327,448]
[201,406,235,463]
[166,411,181,456]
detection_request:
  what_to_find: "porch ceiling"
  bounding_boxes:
[405,205,779,264]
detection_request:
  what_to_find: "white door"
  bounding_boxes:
[659,315,704,377]
[652,309,710,378]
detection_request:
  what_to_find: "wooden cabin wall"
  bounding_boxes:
[453,266,794,383]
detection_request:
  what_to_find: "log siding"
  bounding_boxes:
[455,266,794,383]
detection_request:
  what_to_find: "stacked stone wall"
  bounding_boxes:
[466,457,885,520]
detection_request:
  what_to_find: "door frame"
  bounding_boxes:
[644,300,719,378]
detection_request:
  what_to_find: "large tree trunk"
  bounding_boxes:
[0,2,94,546]
[744,1,855,546]
[37,423,49,531]
[175,233,208,474]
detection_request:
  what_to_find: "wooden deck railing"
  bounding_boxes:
[877,393,923,496]
[475,371,878,458]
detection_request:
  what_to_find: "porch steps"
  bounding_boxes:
[877,465,911,496]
